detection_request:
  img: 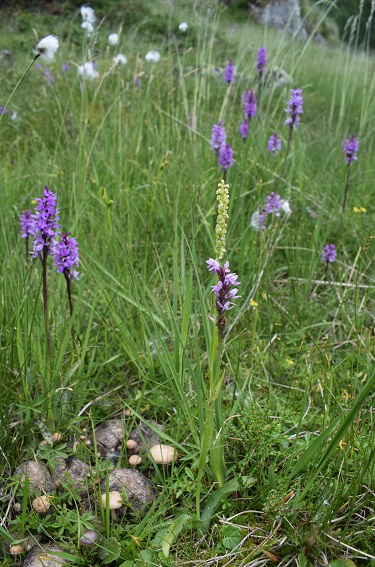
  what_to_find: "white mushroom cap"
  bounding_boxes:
[149,444,178,464]
[101,491,123,510]
[126,439,138,450]
[32,495,51,514]
[128,455,142,466]
[10,545,24,555]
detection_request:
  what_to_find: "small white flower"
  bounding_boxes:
[108,33,119,46]
[113,54,127,66]
[35,35,59,62]
[179,22,188,32]
[81,21,94,35]
[145,50,161,63]
[80,5,96,23]
[78,61,99,81]
[280,199,292,215]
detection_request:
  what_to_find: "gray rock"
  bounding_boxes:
[23,544,68,567]
[93,420,125,454]
[51,457,95,493]
[252,0,308,41]
[13,461,54,493]
[101,468,157,515]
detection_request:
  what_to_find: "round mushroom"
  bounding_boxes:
[149,444,178,464]
[101,491,123,510]
[128,455,142,466]
[32,495,51,514]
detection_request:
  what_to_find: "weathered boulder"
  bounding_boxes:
[252,0,307,40]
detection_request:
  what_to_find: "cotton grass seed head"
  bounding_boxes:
[80,5,96,23]
[179,22,188,32]
[145,50,161,63]
[113,54,127,66]
[108,33,119,46]
[78,61,99,80]
[35,35,59,62]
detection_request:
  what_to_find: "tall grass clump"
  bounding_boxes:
[1,1,375,565]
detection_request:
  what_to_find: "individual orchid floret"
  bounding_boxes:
[32,186,60,260]
[243,89,257,117]
[35,35,59,62]
[80,5,96,23]
[285,88,303,128]
[256,46,267,74]
[267,132,281,155]
[343,134,358,165]
[108,33,119,46]
[206,258,221,274]
[223,60,235,83]
[322,244,336,264]
[215,179,230,260]
[239,117,249,141]
[219,144,233,173]
[145,51,161,63]
[53,232,79,281]
[211,120,226,154]
[113,54,127,66]
[265,192,281,216]
[179,22,188,32]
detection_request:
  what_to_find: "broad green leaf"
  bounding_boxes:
[161,514,191,557]
[220,525,242,550]
[201,478,239,531]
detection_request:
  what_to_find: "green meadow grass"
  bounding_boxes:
[1,1,375,565]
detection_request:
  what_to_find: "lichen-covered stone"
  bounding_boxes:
[13,461,54,493]
[22,544,68,567]
[100,468,157,515]
[51,457,94,493]
[93,420,125,454]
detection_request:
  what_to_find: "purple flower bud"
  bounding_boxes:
[267,132,281,155]
[265,192,281,216]
[256,46,267,73]
[134,75,141,88]
[284,88,303,128]
[239,117,249,141]
[223,60,235,83]
[20,210,36,238]
[219,143,233,172]
[243,90,257,117]
[63,63,70,72]
[322,244,336,263]
[0,105,8,115]
[53,232,79,281]
[343,135,358,165]
[211,120,226,154]
[43,67,55,85]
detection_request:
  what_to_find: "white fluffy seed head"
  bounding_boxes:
[35,35,59,62]
[108,33,119,46]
